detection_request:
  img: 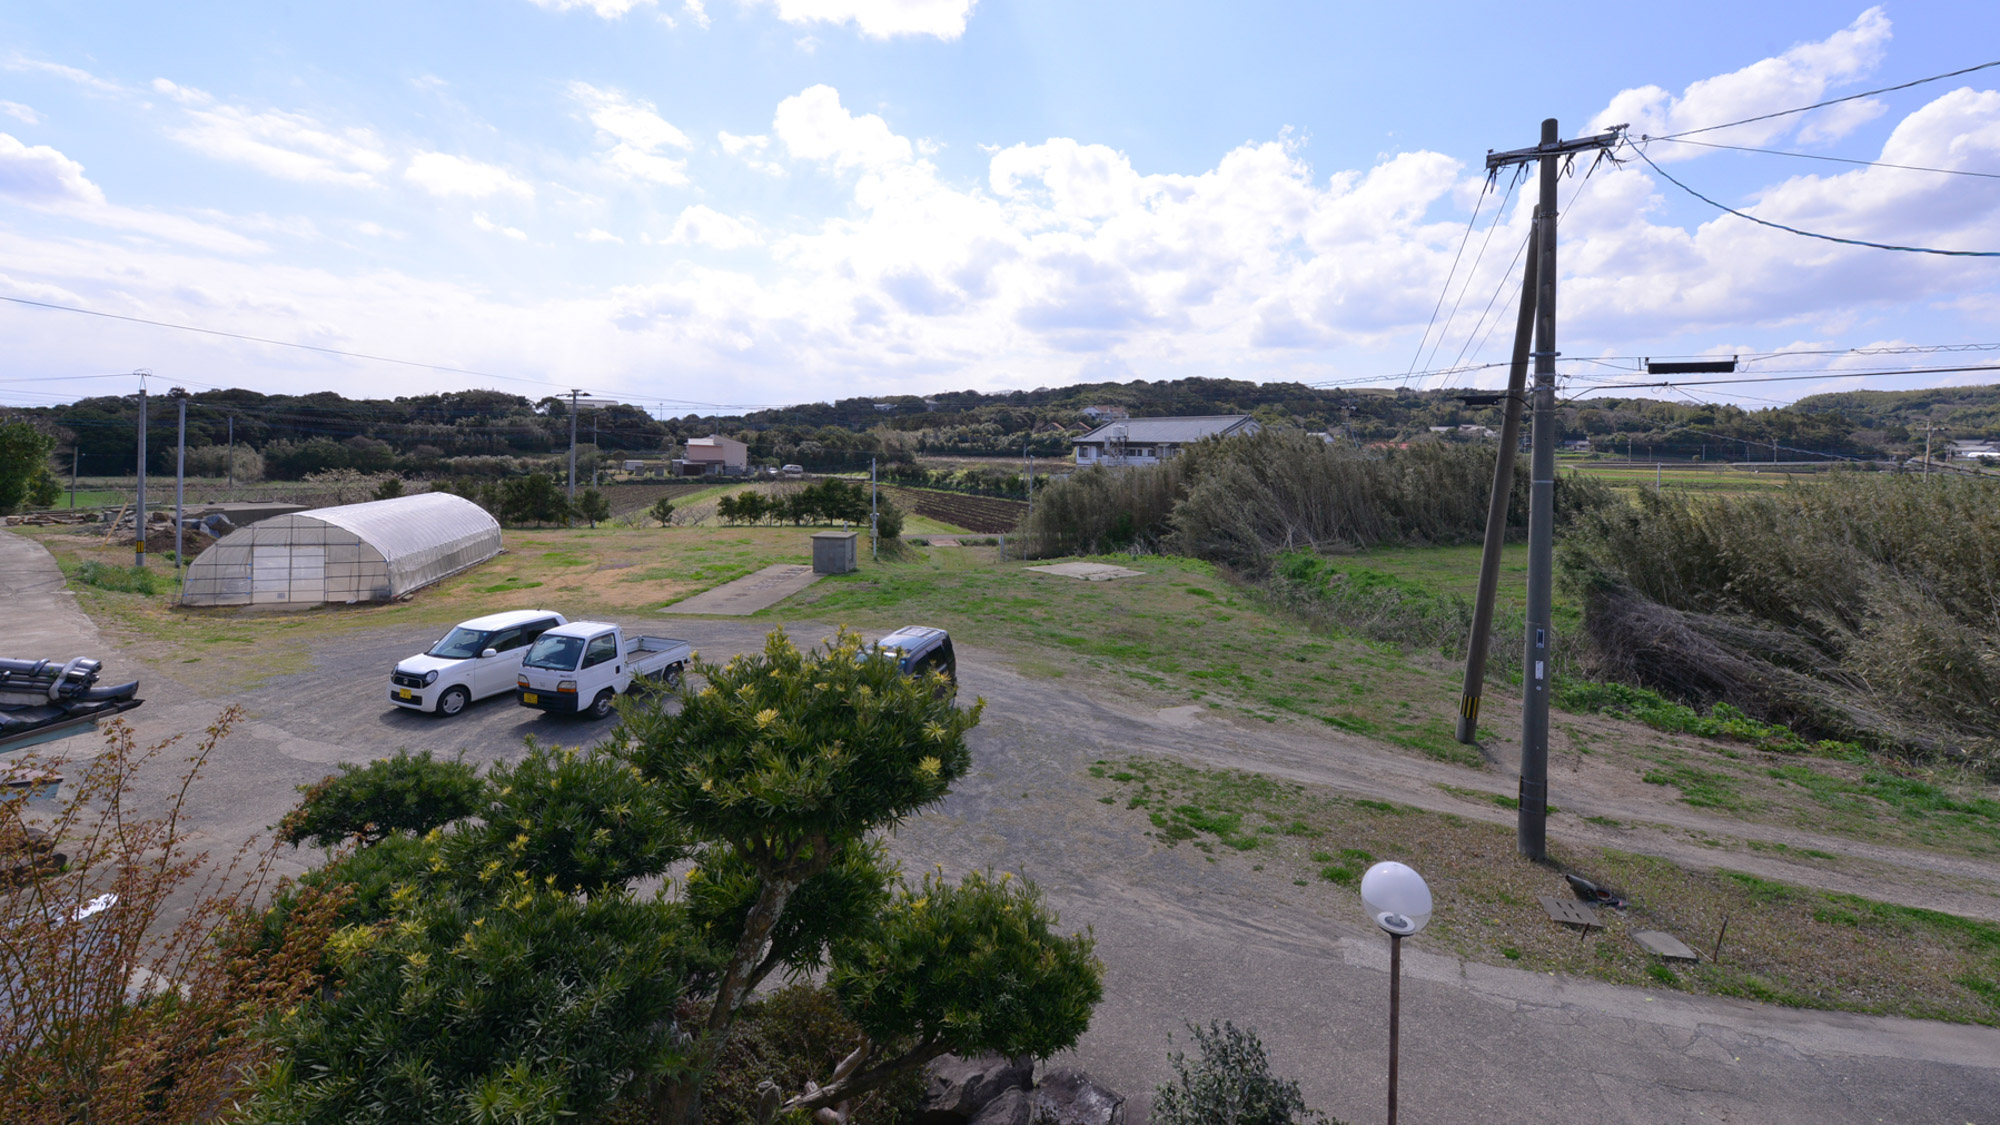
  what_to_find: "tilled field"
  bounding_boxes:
[883,486,1027,533]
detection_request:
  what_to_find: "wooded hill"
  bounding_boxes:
[14,377,1998,480]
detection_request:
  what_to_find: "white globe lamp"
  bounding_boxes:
[1360,861,1433,936]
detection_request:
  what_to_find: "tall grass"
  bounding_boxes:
[1023,429,1615,569]
[1564,473,2000,768]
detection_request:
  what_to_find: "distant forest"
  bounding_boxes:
[13,377,2000,480]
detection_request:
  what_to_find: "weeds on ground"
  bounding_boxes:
[0,710,340,1123]
[1088,757,2000,1025]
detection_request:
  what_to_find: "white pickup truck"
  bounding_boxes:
[390,609,568,716]
[515,621,691,720]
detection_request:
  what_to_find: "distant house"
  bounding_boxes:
[1072,415,1260,467]
[1950,439,2000,460]
[872,402,896,413]
[1428,424,1495,439]
[1080,405,1130,423]
[677,435,749,476]
[1562,439,1593,452]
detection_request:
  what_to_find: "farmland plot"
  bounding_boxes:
[884,486,1027,533]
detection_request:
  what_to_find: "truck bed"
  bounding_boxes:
[623,636,692,676]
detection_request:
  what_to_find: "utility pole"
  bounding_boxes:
[566,389,584,502]
[1924,423,1935,480]
[171,389,188,586]
[1480,117,1621,861]
[1455,221,1540,745]
[227,415,235,492]
[69,446,78,510]
[1024,434,1034,519]
[870,455,878,562]
[135,377,148,568]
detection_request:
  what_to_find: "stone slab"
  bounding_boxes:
[1633,929,1702,962]
[1026,562,1145,581]
[662,564,821,616]
[1539,895,1599,930]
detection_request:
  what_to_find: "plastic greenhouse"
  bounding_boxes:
[181,492,502,607]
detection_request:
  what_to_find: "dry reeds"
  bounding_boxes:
[0,710,338,1123]
[1565,474,2000,768]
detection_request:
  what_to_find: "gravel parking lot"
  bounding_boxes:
[9,529,2000,1125]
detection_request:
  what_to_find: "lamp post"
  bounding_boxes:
[1361,861,1432,1125]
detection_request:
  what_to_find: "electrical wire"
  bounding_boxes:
[1652,59,2000,141]
[1627,142,2000,257]
[1643,136,2000,180]
[1403,171,1500,386]
[1566,362,2000,396]
[1416,168,1522,390]
[1455,157,1606,371]
[0,295,784,412]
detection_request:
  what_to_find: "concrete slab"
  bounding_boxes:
[1634,929,1702,962]
[1026,562,1145,581]
[662,564,821,616]
[1539,895,1599,930]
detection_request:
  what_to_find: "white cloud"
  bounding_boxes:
[668,205,760,248]
[0,133,105,205]
[156,81,392,187]
[473,212,529,240]
[406,151,534,199]
[719,130,783,175]
[1592,7,1891,156]
[745,0,976,40]
[681,0,711,27]
[0,133,265,253]
[524,0,656,17]
[1,101,40,125]
[352,220,404,240]
[773,85,913,172]
[3,12,1994,408]
[570,82,691,186]
[4,56,122,93]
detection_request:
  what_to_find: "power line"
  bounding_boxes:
[0,295,784,412]
[1457,160,1605,369]
[1653,59,2000,141]
[1644,136,2000,180]
[1567,362,2000,396]
[1419,167,1523,390]
[1404,170,1498,386]
[1628,141,2000,257]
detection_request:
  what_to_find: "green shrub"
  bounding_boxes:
[69,560,165,596]
[278,748,484,848]
[1152,1021,1333,1125]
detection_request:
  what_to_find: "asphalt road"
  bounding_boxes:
[6,529,1998,1124]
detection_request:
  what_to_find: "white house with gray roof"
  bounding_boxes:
[1072,415,1260,466]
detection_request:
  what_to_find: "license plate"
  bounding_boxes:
[398,689,413,700]
[522,692,538,704]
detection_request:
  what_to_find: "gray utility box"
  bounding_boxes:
[811,531,858,575]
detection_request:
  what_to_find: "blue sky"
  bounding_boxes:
[3,2,1998,413]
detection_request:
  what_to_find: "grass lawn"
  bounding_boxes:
[1094,757,2000,1025]
[798,546,1483,767]
[22,524,826,691]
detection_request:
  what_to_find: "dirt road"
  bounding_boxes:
[6,529,1996,1124]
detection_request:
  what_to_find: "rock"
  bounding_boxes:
[968,1088,1033,1125]
[1028,1069,1125,1125]
[919,1054,1035,1123]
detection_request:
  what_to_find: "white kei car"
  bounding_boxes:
[389,609,567,716]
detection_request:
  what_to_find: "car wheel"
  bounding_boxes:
[587,690,616,720]
[436,686,470,716]
[661,663,683,688]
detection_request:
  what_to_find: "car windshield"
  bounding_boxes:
[523,634,586,671]
[427,627,494,659]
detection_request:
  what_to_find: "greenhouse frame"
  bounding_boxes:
[181,492,502,607]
